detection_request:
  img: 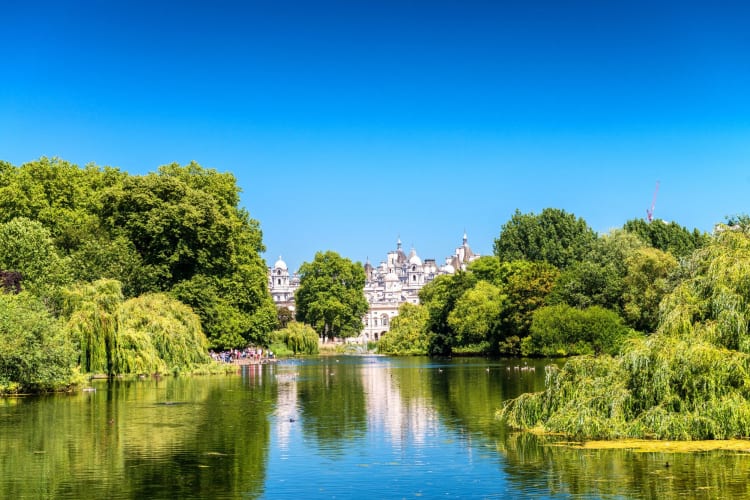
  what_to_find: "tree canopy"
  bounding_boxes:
[295,251,368,341]
[493,208,597,269]
[0,158,276,350]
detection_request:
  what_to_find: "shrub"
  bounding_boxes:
[524,304,636,357]
[0,293,77,393]
[273,322,319,355]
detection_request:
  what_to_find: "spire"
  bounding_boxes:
[397,236,402,250]
[463,230,468,245]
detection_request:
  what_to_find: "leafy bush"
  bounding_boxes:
[524,304,636,357]
[62,279,212,375]
[273,322,319,355]
[0,293,78,393]
[378,303,431,356]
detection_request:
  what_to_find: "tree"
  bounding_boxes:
[466,255,503,283]
[419,271,477,356]
[0,293,77,393]
[496,260,560,345]
[524,304,636,357]
[99,162,276,348]
[622,247,678,333]
[277,306,294,328]
[494,208,597,269]
[273,322,319,355]
[0,217,71,303]
[448,281,506,349]
[548,260,624,313]
[295,251,368,341]
[62,279,212,375]
[378,303,431,355]
[623,218,709,258]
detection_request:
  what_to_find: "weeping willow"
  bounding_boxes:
[117,293,210,372]
[273,322,319,355]
[62,279,123,374]
[63,280,212,375]
[501,229,750,440]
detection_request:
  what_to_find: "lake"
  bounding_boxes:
[2,356,750,499]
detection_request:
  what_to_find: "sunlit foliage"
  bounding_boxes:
[272,322,320,355]
[378,303,431,355]
[0,293,77,394]
[501,229,750,440]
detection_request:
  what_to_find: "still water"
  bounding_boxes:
[2,356,750,499]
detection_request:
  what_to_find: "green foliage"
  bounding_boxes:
[277,306,294,328]
[495,260,560,343]
[273,322,320,355]
[659,229,750,351]
[548,261,624,313]
[502,229,750,440]
[621,247,678,333]
[295,251,368,341]
[62,279,123,374]
[524,304,637,357]
[467,255,503,283]
[0,293,77,393]
[0,157,123,253]
[0,217,71,302]
[448,281,506,348]
[0,159,276,350]
[419,272,477,356]
[623,218,709,258]
[493,208,597,269]
[62,279,212,375]
[378,303,431,355]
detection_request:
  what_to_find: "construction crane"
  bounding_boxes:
[646,181,660,223]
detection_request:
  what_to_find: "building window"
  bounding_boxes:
[278,278,282,285]
[412,275,416,281]
[277,270,282,275]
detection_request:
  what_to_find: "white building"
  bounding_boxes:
[267,233,479,341]
[359,233,479,342]
[268,256,300,312]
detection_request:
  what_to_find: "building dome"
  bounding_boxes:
[408,248,422,266]
[274,256,288,271]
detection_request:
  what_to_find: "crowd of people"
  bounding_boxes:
[209,347,274,364]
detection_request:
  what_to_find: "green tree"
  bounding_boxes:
[378,303,431,355]
[0,292,77,393]
[622,247,679,333]
[419,271,477,356]
[448,281,506,350]
[62,279,123,374]
[0,217,71,303]
[277,306,294,329]
[295,251,368,341]
[99,162,276,348]
[623,218,709,258]
[524,304,636,357]
[496,260,560,350]
[273,322,319,355]
[466,255,503,283]
[548,260,624,312]
[494,208,597,269]
[116,293,211,374]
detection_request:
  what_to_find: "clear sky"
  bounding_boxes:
[2,1,749,272]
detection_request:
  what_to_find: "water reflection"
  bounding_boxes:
[499,432,750,498]
[3,357,750,499]
[0,372,277,499]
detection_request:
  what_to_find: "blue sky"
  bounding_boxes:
[2,1,749,272]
